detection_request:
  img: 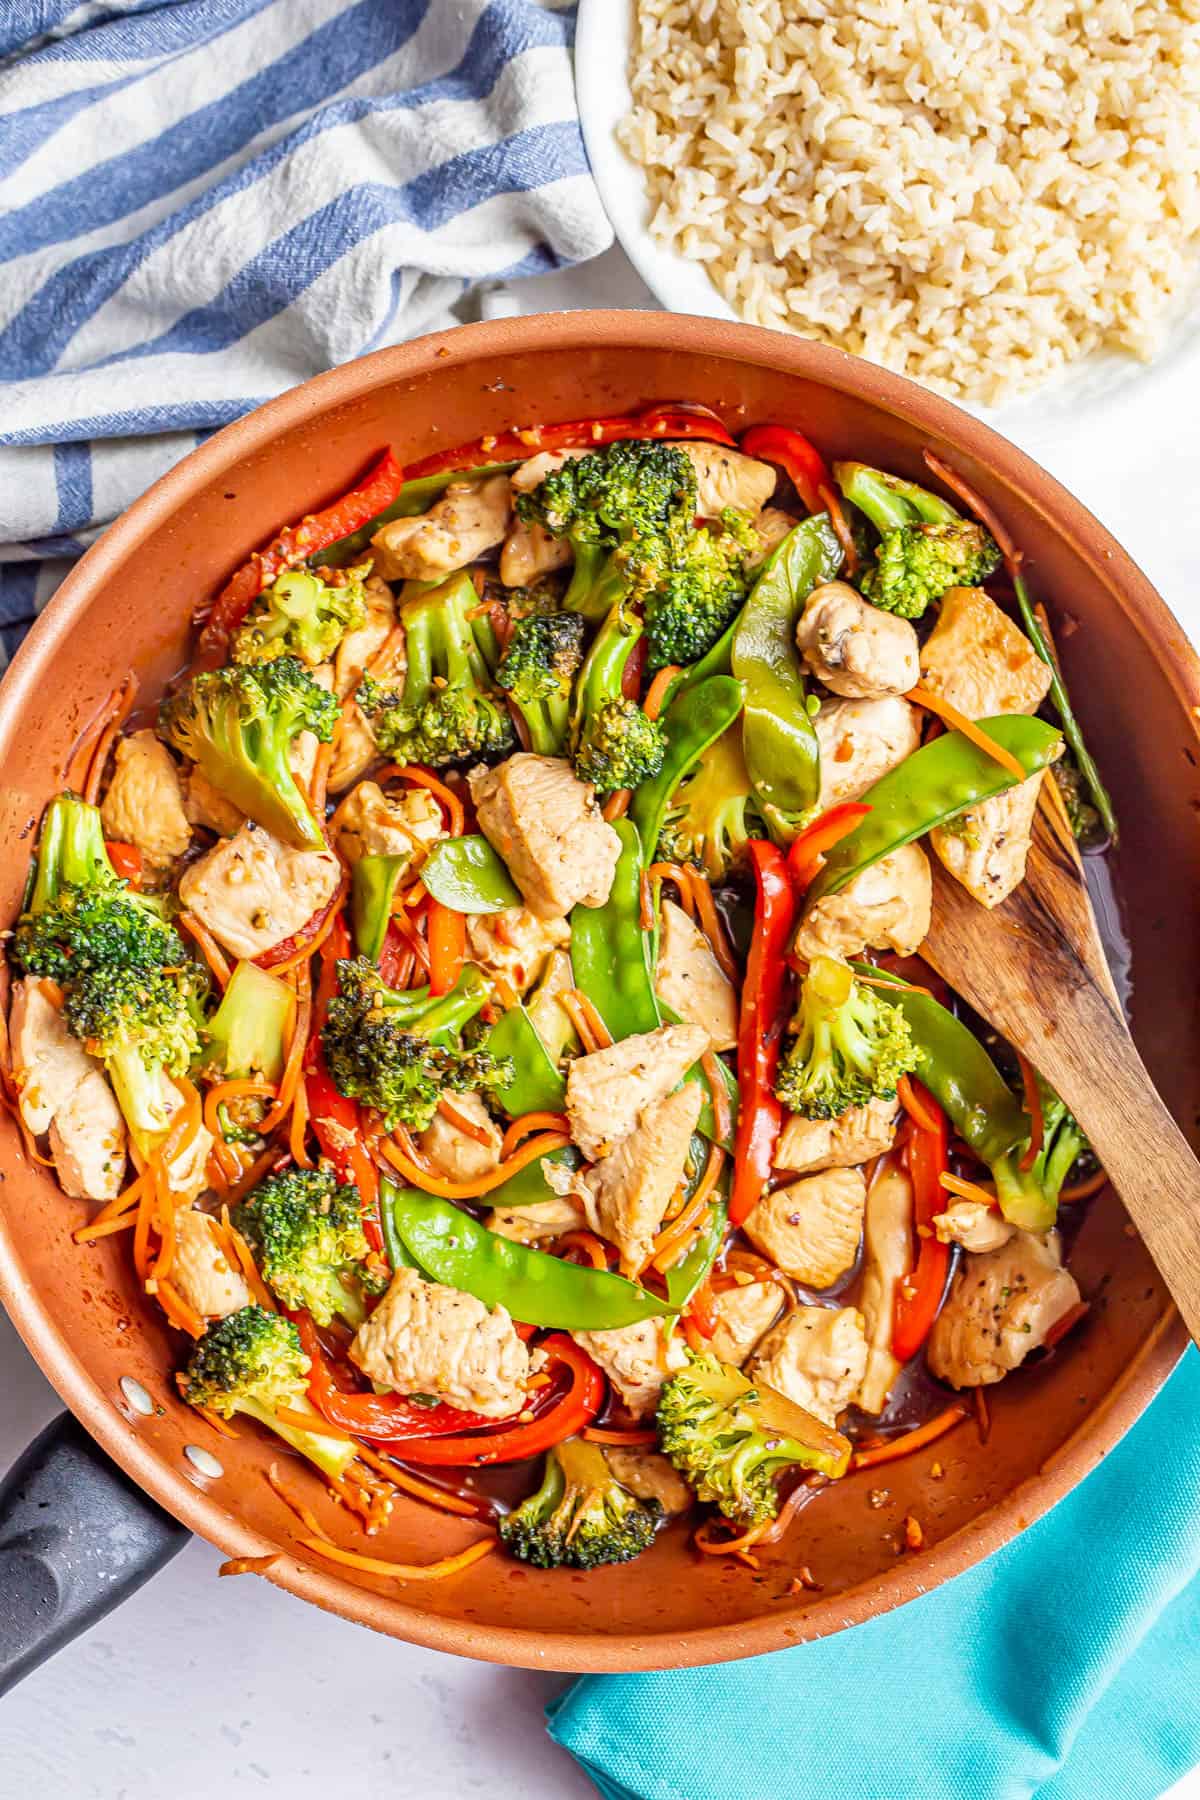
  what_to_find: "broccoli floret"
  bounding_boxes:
[321,958,510,1132]
[232,565,368,668]
[353,573,514,769]
[834,461,1001,619]
[183,1305,356,1484]
[643,510,755,672]
[232,1165,387,1328]
[990,1075,1090,1233]
[657,1354,849,1526]
[494,611,586,755]
[774,956,918,1120]
[570,603,666,794]
[657,722,763,879]
[159,655,338,849]
[66,958,207,1145]
[499,1436,661,1569]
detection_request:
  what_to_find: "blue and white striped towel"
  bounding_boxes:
[0,0,612,665]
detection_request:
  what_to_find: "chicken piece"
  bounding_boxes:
[605,1446,693,1514]
[171,1209,251,1320]
[748,507,800,571]
[582,1082,702,1274]
[48,1070,126,1202]
[469,754,620,921]
[565,1022,709,1162]
[417,1092,503,1185]
[99,730,191,872]
[775,1097,899,1176]
[919,586,1052,720]
[159,1081,213,1203]
[334,780,444,865]
[499,517,573,588]
[9,976,100,1136]
[178,824,341,961]
[465,906,571,998]
[748,1305,868,1428]
[930,771,1045,909]
[928,1230,1081,1390]
[509,448,586,494]
[329,585,404,794]
[671,442,776,518]
[797,582,920,700]
[934,1198,1015,1254]
[333,574,395,701]
[743,1168,866,1290]
[486,1193,588,1245]
[572,1318,688,1421]
[370,475,511,583]
[184,766,245,837]
[856,1161,911,1414]
[814,695,923,810]
[794,843,931,963]
[655,898,737,1052]
[288,663,335,798]
[350,1266,529,1418]
[709,1281,781,1367]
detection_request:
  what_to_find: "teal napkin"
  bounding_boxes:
[549,1349,1200,1800]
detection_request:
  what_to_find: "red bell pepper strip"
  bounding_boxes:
[892,1080,952,1361]
[105,840,143,887]
[305,1057,383,1251]
[404,401,736,481]
[199,447,406,656]
[295,1312,497,1439]
[786,802,872,896]
[740,423,831,518]
[388,1335,605,1466]
[377,919,410,991]
[729,840,797,1226]
[426,899,465,999]
[256,883,345,972]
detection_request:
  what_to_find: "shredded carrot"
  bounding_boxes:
[227,1142,284,1205]
[194,1405,239,1440]
[851,1404,968,1471]
[905,685,1027,782]
[974,1385,992,1444]
[151,1162,179,1283]
[694,1516,768,1567]
[388,900,431,973]
[650,1144,724,1273]
[565,988,613,1051]
[355,1445,481,1520]
[1017,1052,1044,1173]
[73,1211,139,1243]
[500,1110,571,1159]
[922,452,1022,572]
[381,1130,571,1200]
[602,789,631,822]
[265,1462,335,1541]
[818,482,858,575]
[219,1554,284,1580]
[700,1051,732,1147]
[557,1230,610,1271]
[559,990,601,1055]
[400,880,428,908]
[643,665,682,722]
[64,673,137,792]
[203,1078,277,1147]
[257,994,312,1135]
[308,740,334,822]
[295,1533,497,1581]
[78,672,138,804]
[1060,1167,1109,1202]
[1040,770,1082,863]
[647,862,697,918]
[687,870,738,983]
[177,911,233,989]
[682,1317,708,1354]
[855,968,930,998]
[274,1404,353,1441]
[288,1067,312,1168]
[897,1074,942,1137]
[582,1427,658,1448]
[939,1170,998,1208]
[376,763,465,836]
[72,1162,152,1241]
[156,1277,205,1338]
[218,1210,277,1309]
[438,1092,497,1146]
[639,870,654,933]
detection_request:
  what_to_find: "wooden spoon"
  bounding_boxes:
[921,806,1200,1345]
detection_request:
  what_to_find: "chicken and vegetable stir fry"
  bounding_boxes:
[5,403,1114,1580]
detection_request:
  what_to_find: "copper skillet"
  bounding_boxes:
[0,313,1193,1685]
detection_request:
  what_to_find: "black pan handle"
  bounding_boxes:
[0,1412,190,1695]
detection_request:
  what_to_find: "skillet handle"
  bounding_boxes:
[0,1412,189,1695]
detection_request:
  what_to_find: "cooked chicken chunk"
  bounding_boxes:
[159,1081,213,1203]
[370,475,511,583]
[655,898,737,1052]
[743,1168,866,1289]
[334,780,444,865]
[178,824,341,961]
[794,842,931,963]
[928,1230,1081,1389]
[486,1192,588,1245]
[184,766,245,837]
[171,1209,251,1320]
[930,771,1045,909]
[572,1318,688,1421]
[469,754,620,921]
[775,1097,899,1176]
[509,448,586,494]
[748,507,800,571]
[100,730,191,871]
[48,1070,126,1202]
[9,976,100,1136]
[566,1022,709,1162]
[814,695,923,811]
[605,1446,692,1514]
[418,1092,503,1185]
[329,585,404,794]
[465,906,571,998]
[288,662,335,798]
[709,1281,781,1367]
[499,517,572,588]
[933,1198,1014,1254]
[350,1267,529,1418]
[919,586,1052,719]
[797,582,920,700]
[748,1306,868,1427]
[856,1161,911,1414]
[333,573,395,700]
[671,442,776,518]
[583,1083,703,1274]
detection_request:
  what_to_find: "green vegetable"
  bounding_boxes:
[482,1143,582,1209]
[571,603,666,795]
[387,1184,675,1329]
[499,1437,662,1569]
[834,461,1001,619]
[655,721,762,880]
[524,948,580,1064]
[233,1165,387,1328]
[233,565,367,667]
[420,834,521,914]
[1013,572,1117,843]
[642,510,756,672]
[665,1197,729,1309]
[808,716,1064,901]
[774,956,918,1120]
[313,461,519,569]
[350,854,405,962]
[731,515,843,833]
[569,819,660,1041]
[204,959,294,1082]
[484,1002,567,1117]
[628,675,745,871]
[159,654,338,849]
[183,1305,356,1484]
[494,611,586,755]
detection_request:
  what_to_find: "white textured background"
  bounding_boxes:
[2,246,1198,1799]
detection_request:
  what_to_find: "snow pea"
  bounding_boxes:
[569,818,660,1040]
[656,998,738,1151]
[628,675,744,864]
[387,1183,676,1329]
[486,1002,566,1117]
[313,461,519,569]
[731,514,843,824]
[421,834,520,914]
[485,1143,581,1208]
[810,717,1063,901]
[664,1141,730,1308]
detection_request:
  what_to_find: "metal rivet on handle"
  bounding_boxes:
[119,1376,154,1416]
[183,1445,224,1479]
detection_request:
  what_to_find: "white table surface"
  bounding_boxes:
[3,243,1198,1800]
